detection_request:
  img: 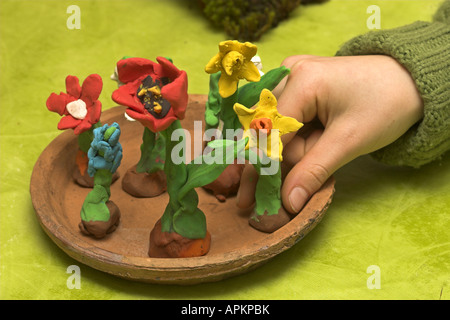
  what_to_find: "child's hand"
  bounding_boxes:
[237,55,424,214]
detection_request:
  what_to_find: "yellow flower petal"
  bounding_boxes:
[218,40,241,53]
[240,61,261,83]
[219,40,257,60]
[240,42,258,60]
[205,53,222,74]
[233,103,255,131]
[218,72,239,98]
[273,116,303,136]
[276,136,284,162]
[257,89,278,109]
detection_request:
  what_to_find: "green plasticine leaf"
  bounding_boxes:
[253,157,282,216]
[242,148,282,216]
[103,126,117,141]
[254,169,282,216]
[207,138,236,149]
[173,203,207,239]
[80,184,110,222]
[179,137,248,201]
[160,201,175,233]
[238,66,290,107]
[205,109,219,128]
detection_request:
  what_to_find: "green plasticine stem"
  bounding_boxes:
[135,127,166,174]
[243,149,282,216]
[80,169,113,222]
[253,162,282,216]
[77,122,102,153]
[204,72,222,130]
[159,120,206,238]
[219,89,240,134]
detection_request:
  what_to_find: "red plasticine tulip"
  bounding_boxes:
[46,74,103,135]
[112,57,188,133]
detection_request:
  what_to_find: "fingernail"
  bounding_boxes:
[289,187,309,213]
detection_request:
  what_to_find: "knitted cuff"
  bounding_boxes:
[335,20,450,168]
[433,0,450,24]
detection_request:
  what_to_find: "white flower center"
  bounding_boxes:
[66,99,87,120]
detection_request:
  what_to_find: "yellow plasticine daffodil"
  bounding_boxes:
[233,89,303,161]
[205,40,261,98]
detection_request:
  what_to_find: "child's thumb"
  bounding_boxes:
[281,128,354,214]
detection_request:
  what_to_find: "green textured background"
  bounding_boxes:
[1,0,449,300]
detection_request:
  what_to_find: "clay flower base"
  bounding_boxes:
[149,219,211,258]
[121,164,167,198]
[248,206,291,233]
[79,201,121,239]
[203,161,244,202]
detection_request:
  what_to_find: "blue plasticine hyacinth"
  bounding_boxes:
[87,122,123,177]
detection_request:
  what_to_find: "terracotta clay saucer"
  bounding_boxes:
[30,95,335,285]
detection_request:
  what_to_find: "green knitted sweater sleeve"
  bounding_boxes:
[335,0,450,168]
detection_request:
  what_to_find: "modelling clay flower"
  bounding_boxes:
[111,57,188,133]
[87,122,123,177]
[205,40,261,98]
[233,89,303,161]
[46,74,103,135]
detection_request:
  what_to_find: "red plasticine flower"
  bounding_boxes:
[46,74,103,135]
[111,57,188,133]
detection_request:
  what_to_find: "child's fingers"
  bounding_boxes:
[276,58,327,150]
[272,55,318,98]
[236,164,259,209]
[282,129,323,173]
[281,123,360,214]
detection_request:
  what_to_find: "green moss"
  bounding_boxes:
[200,0,329,41]
[201,0,311,41]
